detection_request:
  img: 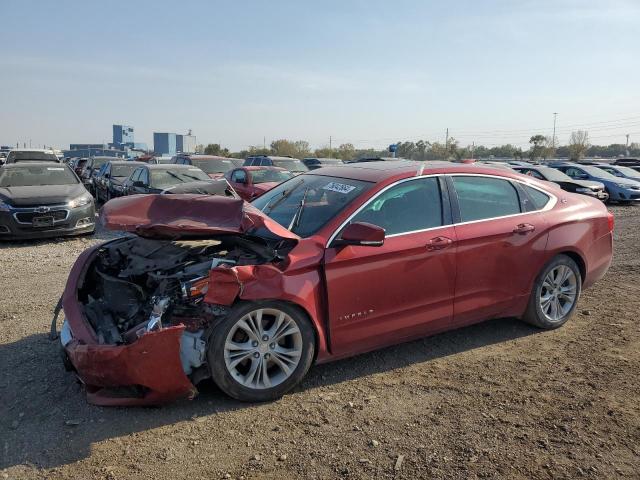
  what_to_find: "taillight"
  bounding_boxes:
[607,211,615,232]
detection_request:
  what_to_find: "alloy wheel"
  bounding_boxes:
[539,265,578,322]
[223,308,303,390]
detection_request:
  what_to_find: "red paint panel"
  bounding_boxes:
[65,325,196,406]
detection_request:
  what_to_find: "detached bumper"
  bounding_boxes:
[61,320,197,406]
[59,246,196,406]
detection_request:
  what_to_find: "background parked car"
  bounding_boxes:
[513,165,608,201]
[243,155,309,174]
[592,164,640,182]
[121,164,214,195]
[613,158,640,171]
[549,162,640,204]
[5,149,60,164]
[79,156,113,195]
[94,160,144,203]
[70,158,88,177]
[225,166,293,201]
[0,162,95,239]
[171,154,242,178]
[302,157,344,170]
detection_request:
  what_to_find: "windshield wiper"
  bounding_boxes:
[262,179,305,214]
[288,187,309,231]
[182,173,205,181]
[165,171,186,182]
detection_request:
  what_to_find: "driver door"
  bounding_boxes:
[323,176,456,357]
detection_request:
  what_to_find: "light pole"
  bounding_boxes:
[552,112,558,148]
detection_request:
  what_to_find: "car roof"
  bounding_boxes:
[241,166,287,171]
[181,155,235,160]
[305,160,534,183]
[107,160,144,166]
[8,148,55,153]
[145,163,203,170]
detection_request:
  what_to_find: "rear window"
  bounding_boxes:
[191,158,236,174]
[0,165,78,187]
[452,176,521,222]
[7,151,58,162]
[111,164,138,177]
[150,168,210,189]
[251,169,293,184]
[272,159,308,172]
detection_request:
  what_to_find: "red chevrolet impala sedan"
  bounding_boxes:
[57,161,613,405]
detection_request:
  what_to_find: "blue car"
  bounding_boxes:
[591,164,640,182]
[548,162,640,204]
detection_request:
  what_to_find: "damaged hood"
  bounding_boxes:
[100,194,300,241]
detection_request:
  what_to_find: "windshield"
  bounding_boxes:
[581,166,619,179]
[0,165,78,187]
[251,169,293,184]
[112,164,138,177]
[91,158,110,169]
[535,167,573,182]
[251,174,373,237]
[272,159,309,172]
[609,165,640,177]
[191,158,236,174]
[8,151,58,162]
[150,167,210,189]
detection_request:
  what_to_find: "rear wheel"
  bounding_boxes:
[522,254,581,329]
[208,301,315,402]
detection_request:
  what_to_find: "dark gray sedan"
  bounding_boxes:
[0,162,95,240]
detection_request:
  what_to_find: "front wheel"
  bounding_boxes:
[522,254,582,329]
[208,301,315,402]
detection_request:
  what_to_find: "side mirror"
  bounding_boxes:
[237,177,247,184]
[104,173,110,179]
[333,222,385,247]
[133,180,145,187]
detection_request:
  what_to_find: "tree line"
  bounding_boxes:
[199,132,639,162]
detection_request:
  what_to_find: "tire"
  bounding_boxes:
[522,254,582,329]
[208,300,315,402]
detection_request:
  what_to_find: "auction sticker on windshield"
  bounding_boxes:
[323,182,356,194]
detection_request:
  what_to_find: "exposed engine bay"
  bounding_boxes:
[77,234,289,378]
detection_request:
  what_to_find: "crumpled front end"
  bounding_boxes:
[60,227,297,406]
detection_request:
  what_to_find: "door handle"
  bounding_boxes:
[426,236,454,250]
[513,223,535,234]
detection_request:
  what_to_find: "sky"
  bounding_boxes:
[1,0,640,151]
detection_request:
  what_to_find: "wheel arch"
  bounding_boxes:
[555,250,587,285]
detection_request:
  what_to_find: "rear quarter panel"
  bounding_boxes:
[545,192,612,288]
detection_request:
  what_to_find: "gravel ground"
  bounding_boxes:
[1,206,639,480]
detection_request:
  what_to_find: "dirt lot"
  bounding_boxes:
[1,206,639,480]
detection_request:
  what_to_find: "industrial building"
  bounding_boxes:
[153,131,196,155]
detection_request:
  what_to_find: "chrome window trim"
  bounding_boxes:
[326,172,557,247]
[326,174,444,246]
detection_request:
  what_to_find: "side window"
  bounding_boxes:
[231,170,247,183]
[140,169,150,185]
[452,176,521,222]
[522,185,551,210]
[565,167,585,179]
[130,168,142,183]
[350,177,443,235]
[522,169,544,180]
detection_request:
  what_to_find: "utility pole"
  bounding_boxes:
[329,135,332,158]
[552,112,558,148]
[471,141,475,159]
[626,134,630,156]
[445,128,449,149]
[263,136,266,151]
